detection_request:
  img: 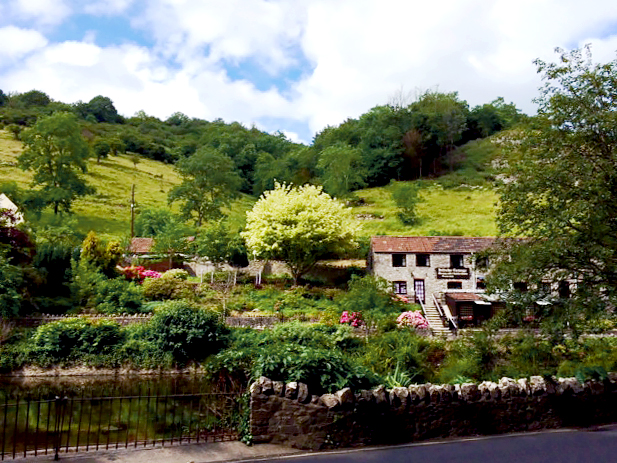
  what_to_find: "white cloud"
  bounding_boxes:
[2,0,617,141]
[8,0,71,26]
[0,26,48,63]
[277,0,617,134]
[83,0,135,15]
[135,0,307,72]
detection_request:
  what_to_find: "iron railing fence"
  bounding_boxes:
[0,389,242,460]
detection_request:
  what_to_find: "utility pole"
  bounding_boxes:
[130,184,135,238]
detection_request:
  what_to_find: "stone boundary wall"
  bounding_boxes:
[250,374,617,450]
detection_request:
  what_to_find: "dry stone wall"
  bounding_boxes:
[250,374,617,450]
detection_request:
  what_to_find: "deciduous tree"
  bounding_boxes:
[242,183,358,284]
[18,112,94,214]
[317,144,366,198]
[489,47,617,336]
[168,148,242,226]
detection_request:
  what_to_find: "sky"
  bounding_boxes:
[1,0,617,145]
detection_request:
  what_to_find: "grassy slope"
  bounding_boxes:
[0,130,251,239]
[1,129,500,239]
[352,183,498,238]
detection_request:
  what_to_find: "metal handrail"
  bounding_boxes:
[433,293,458,331]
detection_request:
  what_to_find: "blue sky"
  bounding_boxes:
[2,0,617,144]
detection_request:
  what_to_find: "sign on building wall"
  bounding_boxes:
[436,268,470,279]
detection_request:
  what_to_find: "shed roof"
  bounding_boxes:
[128,237,154,254]
[445,292,483,302]
[370,236,496,254]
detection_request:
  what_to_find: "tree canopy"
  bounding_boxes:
[242,183,358,283]
[18,112,94,214]
[168,147,243,226]
[488,46,617,336]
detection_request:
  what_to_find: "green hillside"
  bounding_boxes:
[351,183,497,238]
[1,129,500,240]
[0,129,252,239]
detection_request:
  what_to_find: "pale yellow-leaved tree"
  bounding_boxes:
[242,183,358,284]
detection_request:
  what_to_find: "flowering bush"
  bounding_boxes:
[119,266,145,282]
[142,270,162,279]
[395,294,411,304]
[397,311,430,330]
[339,311,365,328]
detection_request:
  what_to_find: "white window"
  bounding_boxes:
[394,281,407,294]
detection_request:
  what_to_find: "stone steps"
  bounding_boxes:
[422,303,452,336]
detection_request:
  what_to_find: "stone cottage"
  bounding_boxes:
[368,236,504,332]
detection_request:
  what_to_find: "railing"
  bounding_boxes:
[433,293,458,332]
[430,293,446,321]
[0,389,242,460]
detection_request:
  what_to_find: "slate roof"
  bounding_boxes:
[128,237,154,254]
[370,236,497,254]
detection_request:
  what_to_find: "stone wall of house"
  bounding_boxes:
[371,252,480,303]
[250,374,617,450]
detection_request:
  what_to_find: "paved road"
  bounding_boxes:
[254,428,617,463]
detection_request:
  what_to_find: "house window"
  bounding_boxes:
[393,281,407,295]
[558,281,570,299]
[416,254,430,267]
[476,277,486,290]
[540,282,552,295]
[392,254,406,267]
[513,282,528,292]
[447,281,463,290]
[475,256,489,269]
[450,254,464,268]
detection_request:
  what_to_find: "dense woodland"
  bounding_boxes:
[0,88,527,199]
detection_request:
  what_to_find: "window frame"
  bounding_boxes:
[393,281,408,295]
[392,254,407,267]
[416,253,430,267]
[450,254,464,269]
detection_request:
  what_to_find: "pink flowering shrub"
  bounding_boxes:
[339,311,365,328]
[142,270,162,279]
[397,311,430,330]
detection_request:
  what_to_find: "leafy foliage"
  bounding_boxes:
[168,147,242,226]
[243,183,358,283]
[18,112,95,214]
[391,182,423,225]
[148,301,229,364]
[489,47,617,338]
[93,278,145,314]
[142,275,194,301]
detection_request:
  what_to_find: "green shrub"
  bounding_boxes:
[94,278,145,314]
[361,330,442,382]
[207,323,367,391]
[148,301,229,364]
[29,318,123,366]
[253,343,378,393]
[142,277,194,301]
[118,323,173,369]
[160,269,189,280]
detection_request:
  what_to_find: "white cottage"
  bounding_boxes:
[368,236,504,331]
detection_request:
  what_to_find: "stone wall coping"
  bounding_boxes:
[251,373,617,407]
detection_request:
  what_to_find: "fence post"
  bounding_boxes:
[54,397,67,461]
